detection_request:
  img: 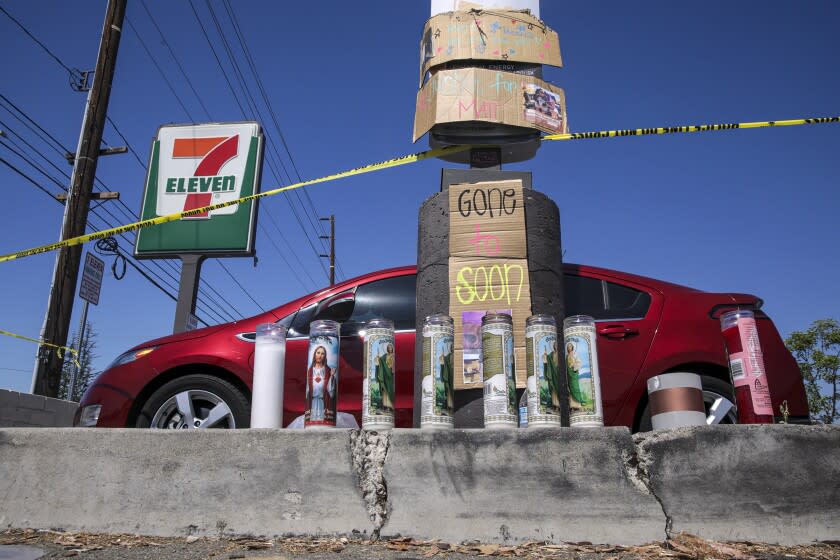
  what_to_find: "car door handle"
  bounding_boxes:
[597,324,639,339]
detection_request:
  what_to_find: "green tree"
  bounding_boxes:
[59,322,98,402]
[785,319,840,424]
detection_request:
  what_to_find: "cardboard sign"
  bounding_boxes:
[449,257,532,389]
[420,9,561,86]
[449,180,526,258]
[414,67,568,142]
[447,179,532,390]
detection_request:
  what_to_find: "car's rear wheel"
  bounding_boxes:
[636,374,737,432]
[136,374,250,429]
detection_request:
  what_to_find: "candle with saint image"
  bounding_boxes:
[251,323,287,428]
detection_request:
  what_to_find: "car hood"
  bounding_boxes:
[129,324,230,351]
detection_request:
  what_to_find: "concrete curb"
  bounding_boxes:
[383,428,665,545]
[0,426,838,544]
[634,424,840,544]
[0,428,371,538]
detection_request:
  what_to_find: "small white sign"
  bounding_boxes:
[79,253,105,306]
[186,313,200,331]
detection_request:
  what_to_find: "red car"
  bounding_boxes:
[75,264,810,430]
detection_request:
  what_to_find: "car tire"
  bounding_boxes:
[636,374,737,433]
[136,374,250,429]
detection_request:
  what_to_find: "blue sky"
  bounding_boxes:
[1,1,838,393]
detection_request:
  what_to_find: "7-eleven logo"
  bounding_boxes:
[164,135,238,219]
[154,124,259,221]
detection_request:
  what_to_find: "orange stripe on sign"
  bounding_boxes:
[172,136,228,158]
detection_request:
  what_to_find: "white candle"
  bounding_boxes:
[251,325,287,428]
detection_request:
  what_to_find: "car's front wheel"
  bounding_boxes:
[637,374,737,432]
[136,374,250,429]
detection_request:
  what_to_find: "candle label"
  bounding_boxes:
[421,324,455,428]
[729,316,773,416]
[482,323,517,425]
[526,324,562,426]
[363,328,396,429]
[305,334,340,427]
[564,324,603,426]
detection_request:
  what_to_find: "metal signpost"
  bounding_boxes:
[71,252,105,398]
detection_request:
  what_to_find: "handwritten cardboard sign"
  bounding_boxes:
[420,9,562,86]
[447,179,532,390]
[449,180,526,259]
[414,67,568,142]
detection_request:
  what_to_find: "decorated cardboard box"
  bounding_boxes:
[413,67,568,142]
[420,8,562,86]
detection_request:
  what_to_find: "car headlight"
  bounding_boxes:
[108,346,157,369]
[77,404,102,427]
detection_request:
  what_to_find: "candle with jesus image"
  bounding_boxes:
[305,320,340,429]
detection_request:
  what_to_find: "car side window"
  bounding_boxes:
[288,304,316,338]
[344,275,417,335]
[563,274,650,320]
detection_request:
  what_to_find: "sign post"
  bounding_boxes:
[71,252,105,399]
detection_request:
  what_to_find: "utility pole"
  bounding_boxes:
[319,215,335,286]
[31,0,126,397]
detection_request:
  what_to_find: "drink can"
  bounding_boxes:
[305,320,340,429]
[420,314,455,430]
[525,314,562,428]
[362,318,395,431]
[481,312,518,429]
[720,309,774,423]
[563,315,604,427]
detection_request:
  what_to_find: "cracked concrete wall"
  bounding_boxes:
[349,430,390,538]
[1,426,838,544]
[0,429,371,538]
[633,424,840,544]
[382,428,665,545]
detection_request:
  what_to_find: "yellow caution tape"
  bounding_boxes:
[543,116,839,141]
[0,144,470,263]
[0,328,81,368]
[0,115,837,263]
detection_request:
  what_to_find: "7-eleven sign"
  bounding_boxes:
[135,122,263,257]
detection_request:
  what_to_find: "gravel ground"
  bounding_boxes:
[2,530,839,560]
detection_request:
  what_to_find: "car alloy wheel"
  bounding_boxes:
[150,389,236,429]
[702,389,738,424]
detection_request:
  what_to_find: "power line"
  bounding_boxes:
[0,152,216,326]
[193,0,330,281]
[1,17,251,325]
[104,116,147,170]
[0,5,77,76]
[1,121,238,324]
[0,155,62,199]
[124,16,196,122]
[216,260,266,313]
[142,0,322,290]
[138,0,212,121]
[0,115,243,322]
[218,0,346,280]
[0,94,71,155]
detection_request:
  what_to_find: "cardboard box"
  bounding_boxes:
[413,67,568,142]
[420,9,561,86]
[431,0,540,18]
[446,180,532,390]
[449,180,526,259]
